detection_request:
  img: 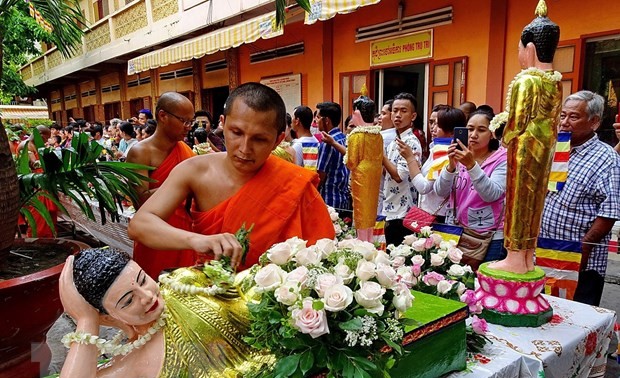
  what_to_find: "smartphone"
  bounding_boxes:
[453,127,468,150]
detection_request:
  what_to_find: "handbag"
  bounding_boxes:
[451,188,503,270]
[403,197,450,233]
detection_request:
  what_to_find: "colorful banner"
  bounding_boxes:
[426,138,452,180]
[547,132,570,192]
[536,237,581,300]
[370,30,433,66]
[373,215,386,251]
[431,223,463,244]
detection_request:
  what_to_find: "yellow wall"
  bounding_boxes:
[80,80,97,106]
[201,51,229,89]
[126,73,152,99]
[157,61,193,93]
[238,20,325,109]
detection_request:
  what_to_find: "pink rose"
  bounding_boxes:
[391,256,406,269]
[471,315,488,335]
[411,239,427,252]
[412,263,422,277]
[424,237,435,249]
[292,298,330,338]
[460,290,482,314]
[422,271,445,286]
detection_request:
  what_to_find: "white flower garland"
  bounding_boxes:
[489,111,509,132]
[158,273,229,296]
[344,125,382,164]
[61,310,168,356]
[504,67,562,112]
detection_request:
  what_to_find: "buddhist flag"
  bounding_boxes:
[547,132,570,192]
[426,138,452,180]
[431,223,463,244]
[373,215,387,251]
[536,237,581,300]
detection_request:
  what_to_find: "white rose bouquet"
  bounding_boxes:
[243,237,418,378]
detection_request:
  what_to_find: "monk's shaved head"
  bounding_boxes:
[155,92,193,121]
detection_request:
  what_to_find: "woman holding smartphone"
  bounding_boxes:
[434,109,508,262]
[397,106,464,224]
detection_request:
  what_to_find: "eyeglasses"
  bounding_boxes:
[161,109,194,127]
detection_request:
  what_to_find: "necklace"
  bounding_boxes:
[504,68,562,112]
[62,310,168,357]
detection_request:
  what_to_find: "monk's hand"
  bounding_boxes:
[59,256,100,325]
[196,233,243,269]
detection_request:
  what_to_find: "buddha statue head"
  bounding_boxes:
[520,0,560,64]
[352,96,376,124]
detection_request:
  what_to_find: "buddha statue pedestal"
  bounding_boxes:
[475,263,553,327]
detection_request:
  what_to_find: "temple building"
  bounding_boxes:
[21,0,620,145]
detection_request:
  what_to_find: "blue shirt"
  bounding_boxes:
[540,135,620,276]
[317,128,350,210]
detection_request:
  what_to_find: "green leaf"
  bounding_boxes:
[312,300,324,311]
[274,354,301,378]
[383,337,403,355]
[300,350,314,375]
[339,317,363,331]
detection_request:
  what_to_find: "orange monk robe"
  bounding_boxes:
[133,142,196,279]
[18,151,58,237]
[192,155,336,271]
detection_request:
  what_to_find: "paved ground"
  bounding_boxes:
[46,253,620,377]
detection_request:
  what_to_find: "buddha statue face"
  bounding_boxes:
[101,260,164,326]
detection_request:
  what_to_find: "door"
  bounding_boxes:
[340,71,370,125]
[428,57,467,115]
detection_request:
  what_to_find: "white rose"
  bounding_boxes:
[334,223,342,235]
[436,280,453,294]
[429,233,443,246]
[447,247,463,264]
[314,273,343,297]
[314,238,336,258]
[420,226,433,236]
[403,234,418,246]
[456,282,467,296]
[334,262,355,284]
[323,284,353,312]
[375,263,397,288]
[274,282,299,306]
[392,283,415,312]
[355,260,376,281]
[354,281,386,315]
[437,249,449,259]
[463,265,474,274]
[295,246,322,266]
[374,250,391,266]
[328,207,340,221]
[267,242,294,265]
[430,253,445,267]
[286,237,308,252]
[355,241,378,261]
[412,239,427,252]
[447,264,465,277]
[397,266,417,287]
[390,244,413,258]
[254,264,287,292]
[287,266,309,286]
[411,255,425,266]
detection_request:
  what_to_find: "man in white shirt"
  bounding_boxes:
[382,93,422,246]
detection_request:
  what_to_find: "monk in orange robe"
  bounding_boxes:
[127,93,196,278]
[128,83,335,271]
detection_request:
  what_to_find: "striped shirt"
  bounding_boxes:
[540,135,620,276]
[317,128,350,210]
[292,136,320,171]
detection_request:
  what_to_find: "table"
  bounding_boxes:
[449,295,617,378]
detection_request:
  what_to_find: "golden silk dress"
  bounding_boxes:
[345,126,383,229]
[159,268,274,377]
[503,69,562,250]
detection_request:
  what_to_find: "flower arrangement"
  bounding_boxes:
[327,206,356,241]
[242,236,418,378]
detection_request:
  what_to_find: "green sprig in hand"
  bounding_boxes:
[204,223,254,275]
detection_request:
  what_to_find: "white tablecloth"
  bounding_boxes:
[449,295,616,378]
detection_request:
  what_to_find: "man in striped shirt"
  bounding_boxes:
[316,101,351,217]
[291,106,320,171]
[540,91,620,306]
